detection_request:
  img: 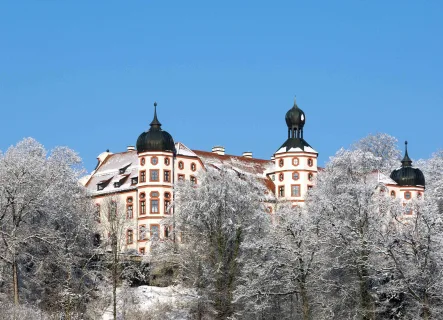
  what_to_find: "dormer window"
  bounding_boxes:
[97,177,112,191]
[119,163,131,174]
[131,177,138,185]
[114,182,120,188]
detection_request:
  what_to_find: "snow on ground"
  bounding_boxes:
[102,285,195,320]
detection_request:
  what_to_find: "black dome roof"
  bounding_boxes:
[136,103,175,153]
[285,97,305,129]
[390,141,425,187]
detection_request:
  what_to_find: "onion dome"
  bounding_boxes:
[390,141,425,187]
[285,97,306,130]
[277,97,313,152]
[136,102,175,153]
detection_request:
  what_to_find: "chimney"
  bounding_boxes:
[242,151,253,158]
[212,146,225,156]
[271,155,275,161]
[127,145,136,151]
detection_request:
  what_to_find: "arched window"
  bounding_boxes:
[139,225,147,240]
[95,204,101,223]
[292,157,299,166]
[164,157,170,165]
[150,191,159,214]
[390,190,396,198]
[404,191,411,200]
[279,173,284,182]
[140,193,146,215]
[164,192,171,214]
[191,162,197,171]
[279,159,284,167]
[151,156,158,165]
[308,173,314,181]
[178,161,184,170]
[140,157,145,166]
[307,158,313,167]
[292,172,299,180]
[127,229,134,244]
[126,197,133,219]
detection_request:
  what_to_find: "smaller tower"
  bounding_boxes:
[135,102,175,253]
[390,141,425,187]
[272,97,319,204]
[388,141,425,210]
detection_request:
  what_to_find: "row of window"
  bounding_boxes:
[139,170,197,184]
[126,224,169,244]
[140,156,170,166]
[275,171,315,182]
[139,156,198,172]
[387,190,422,200]
[278,185,313,198]
[95,192,173,221]
[278,157,314,168]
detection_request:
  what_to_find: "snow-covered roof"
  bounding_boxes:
[85,151,139,195]
[175,142,197,157]
[191,149,275,194]
[275,145,318,154]
[85,145,276,195]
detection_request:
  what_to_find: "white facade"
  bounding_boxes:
[83,103,424,254]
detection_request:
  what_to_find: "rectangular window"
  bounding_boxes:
[178,174,185,181]
[150,225,160,239]
[109,202,117,220]
[164,226,170,239]
[95,205,101,223]
[127,230,133,244]
[140,200,146,215]
[164,170,171,182]
[126,205,133,219]
[278,186,285,197]
[190,176,197,184]
[164,200,171,214]
[150,169,159,182]
[291,185,301,197]
[139,225,146,240]
[151,199,159,213]
[140,171,146,183]
[139,248,145,255]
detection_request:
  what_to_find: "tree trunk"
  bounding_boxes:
[422,294,430,320]
[358,264,374,320]
[112,234,118,320]
[12,257,19,305]
[299,282,310,320]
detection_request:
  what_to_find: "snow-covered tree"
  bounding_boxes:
[98,196,144,320]
[0,138,96,317]
[377,151,443,319]
[306,148,392,320]
[352,133,401,175]
[235,202,326,320]
[151,168,270,319]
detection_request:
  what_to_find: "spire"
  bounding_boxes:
[293,95,298,108]
[401,140,412,167]
[150,101,162,129]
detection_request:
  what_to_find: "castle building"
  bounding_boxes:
[82,100,424,254]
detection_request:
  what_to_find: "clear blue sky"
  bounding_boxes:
[1,1,442,172]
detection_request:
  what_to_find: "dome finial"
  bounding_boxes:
[293,95,297,107]
[401,140,412,167]
[150,101,162,128]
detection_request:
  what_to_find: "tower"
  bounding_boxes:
[271,98,318,203]
[135,102,175,252]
